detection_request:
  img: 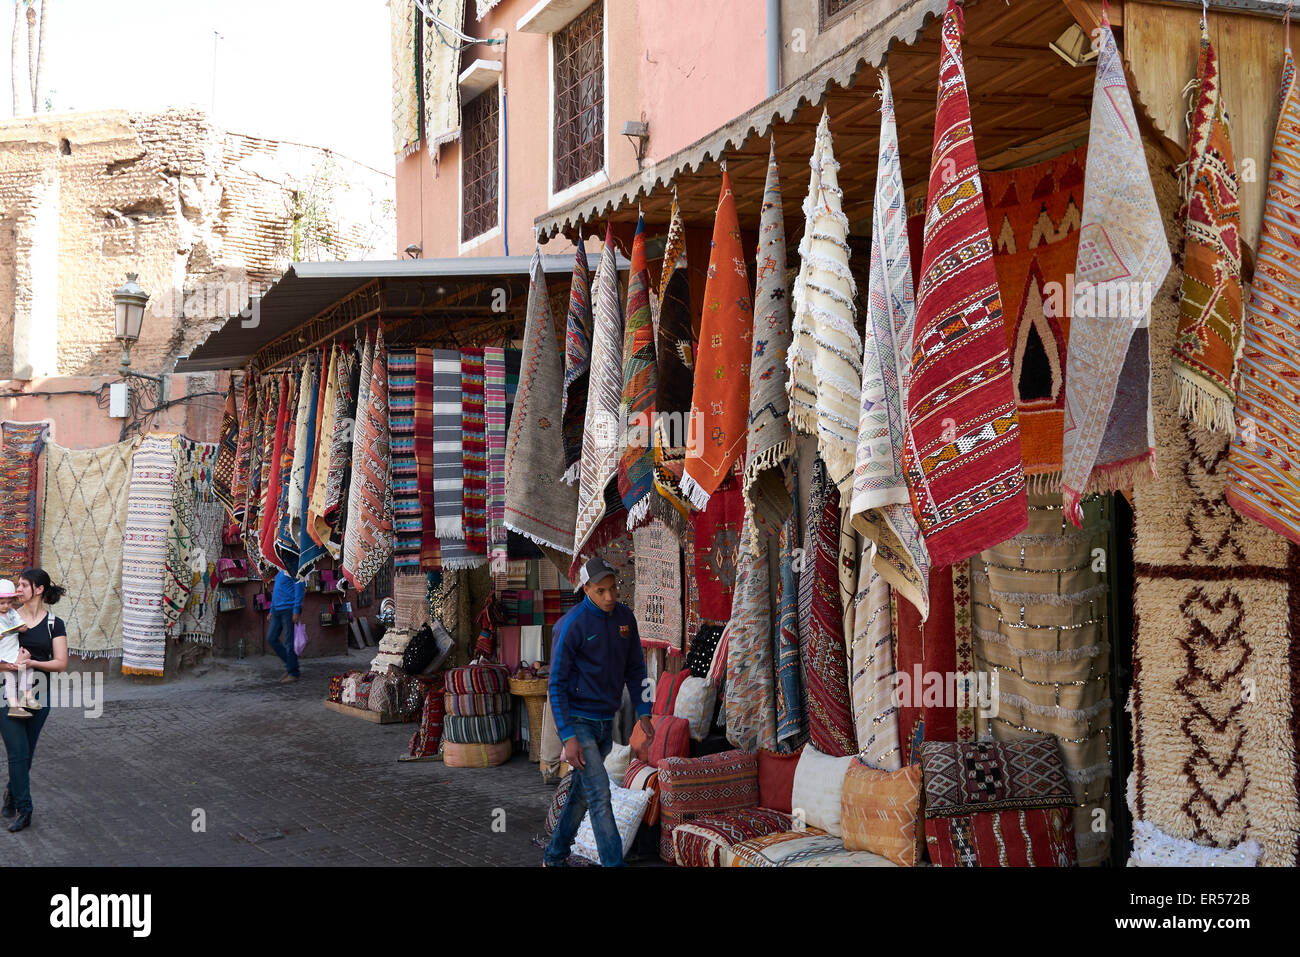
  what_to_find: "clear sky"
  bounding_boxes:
[10,0,393,173]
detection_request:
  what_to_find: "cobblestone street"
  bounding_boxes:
[1,654,558,867]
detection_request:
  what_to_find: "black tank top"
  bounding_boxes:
[19,614,64,662]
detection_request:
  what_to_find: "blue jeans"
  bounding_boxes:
[0,704,50,814]
[544,716,625,867]
[265,609,300,677]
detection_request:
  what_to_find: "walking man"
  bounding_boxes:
[266,569,305,683]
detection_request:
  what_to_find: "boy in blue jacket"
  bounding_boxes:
[266,569,305,683]
[544,556,654,867]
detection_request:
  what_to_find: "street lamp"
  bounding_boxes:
[110,273,166,435]
[113,272,150,374]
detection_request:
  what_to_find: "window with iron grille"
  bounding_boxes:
[820,0,861,28]
[553,2,604,193]
[461,88,499,242]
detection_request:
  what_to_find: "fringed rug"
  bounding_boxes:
[269,367,300,573]
[692,476,743,624]
[420,0,462,155]
[319,346,357,558]
[894,567,958,765]
[431,349,465,540]
[344,328,394,591]
[633,518,683,655]
[284,355,317,572]
[461,348,489,555]
[296,352,327,576]
[971,495,1112,867]
[907,1,1026,566]
[851,549,901,771]
[307,347,338,548]
[982,146,1085,490]
[724,520,777,752]
[213,388,240,520]
[1134,138,1300,867]
[775,507,805,748]
[232,373,258,529]
[681,171,752,511]
[0,421,47,579]
[484,346,509,567]
[804,459,856,756]
[389,347,423,573]
[40,440,132,659]
[618,215,657,530]
[505,252,578,554]
[654,196,694,529]
[389,0,420,155]
[122,434,177,676]
[248,375,279,574]
[163,437,217,636]
[562,244,593,485]
[178,499,224,644]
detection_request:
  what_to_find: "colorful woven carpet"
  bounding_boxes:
[744,140,794,541]
[232,373,258,528]
[296,353,327,576]
[774,505,805,748]
[420,0,462,154]
[693,476,743,624]
[653,195,695,529]
[572,228,627,570]
[618,214,658,531]
[163,436,216,635]
[285,354,317,570]
[0,421,46,579]
[259,371,294,572]
[431,348,465,541]
[1062,12,1170,525]
[122,434,177,676]
[40,440,132,659]
[306,347,338,548]
[724,520,778,752]
[505,251,579,554]
[804,460,856,757]
[894,566,958,765]
[1172,24,1243,436]
[213,388,239,521]
[907,1,1026,566]
[414,347,439,569]
[1227,47,1300,545]
[982,146,1085,488]
[461,348,488,555]
[318,346,357,558]
[342,334,375,574]
[389,347,422,573]
[851,69,931,621]
[561,244,593,485]
[681,171,752,511]
[273,365,303,574]
[344,328,394,590]
[484,346,509,567]
[787,110,861,496]
[248,375,278,574]
[633,518,683,655]
[389,0,420,155]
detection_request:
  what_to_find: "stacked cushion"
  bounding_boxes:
[444,692,511,715]
[673,677,716,741]
[757,747,802,814]
[840,759,924,866]
[604,743,632,783]
[920,736,1077,867]
[629,713,691,767]
[790,745,855,837]
[443,740,511,768]
[545,774,575,836]
[653,669,691,715]
[442,665,514,750]
[671,808,794,867]
[623,758,661,825]
[657,749,759,863]
[443,713,512,744]
[728,831,898,868]
[443,663,511,694]
[572,785,652,865]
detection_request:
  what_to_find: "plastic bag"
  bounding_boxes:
[293,622,308,656]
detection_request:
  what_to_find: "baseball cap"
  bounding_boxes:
[576,556,616,592]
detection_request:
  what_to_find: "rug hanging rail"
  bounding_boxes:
[251,280,384,374]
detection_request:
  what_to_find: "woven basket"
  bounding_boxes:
[443,740,512,768]
[509,676,548,697]
[521,694,547,762]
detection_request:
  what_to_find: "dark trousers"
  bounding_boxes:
[265,609,300,677]
[0,705,50,814]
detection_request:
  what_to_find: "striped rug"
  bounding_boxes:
[389,348,422,573]
[122,434,177,676]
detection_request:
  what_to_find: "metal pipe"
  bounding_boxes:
[766,0,781,96]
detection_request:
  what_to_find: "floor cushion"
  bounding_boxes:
[653,668,692,715]
[841,759,924,866]
[728,831,897,867]
[657,749,759,863]
[790,745,855,837]
[926,807,1077,867]
[673,676,716,740]
[545,773,575,837]
[443,663,511,695]
[1127,821,1261,867]
[623,758,661,825]
[757,747,802,814]
[571,785,652,865]
[671,808,794,867]
[442,740,511,768]
[629,713,691,768]
[443,692,512,716]
[442,712,512,744]
[604,742,632,783]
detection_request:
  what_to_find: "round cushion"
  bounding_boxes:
[443,740,511,768]
[444,663,511,695]
[442,712,513,744]
[443,692,512,716]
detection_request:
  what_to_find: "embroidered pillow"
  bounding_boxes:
[629,713,691,767]
[840,759,924,866]
[654,668,692,715]
[1128,821,1261,867]
[604,742,632,783]
[673,676,716,741]
[545,773,575,837]
[670,808,794,867]
[790,745,855,837]
[926,806,1076,867]
[757,747,802,814]
[728,831,896,868]
[572,785,652,864]
[658,749,760,863]
[920,736,1073,817]
[623,758,662,825]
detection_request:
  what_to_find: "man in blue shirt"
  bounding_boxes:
[266,569,305,683]
[544,556,654,867]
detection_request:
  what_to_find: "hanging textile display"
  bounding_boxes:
[908,0,1027,567]
[259,371,294,572]
[850,68,931,620]
[163,437,217,634]
[430,348,464,540]
[692,476,743,624]
[1227,46,1300,545]
[390,0,420,156]
[232,373,257,527]
[306,347,339,548]
[122,434,177,676]
[618,214,658,530]
[421,0,463,159]
[505,250,579,554]
[295,353,327,577]
[388,347,422,573]
[562,244,593,485]
[572,228,627,567]
[249,375,279,573]
[1061,10,1170,525]
[982,146,1085,487]
[0,421,46,578]
[213,388,239,520]
[343,328,394,590]
[274,362,308,574]
[724,520,778,752]
[850,552,901,771]
[633,518,683,655]
[681,170,753,511]
[787,110,861,497]
[484,346,509,567]
[461,348,489,555]
[39,440,132,659]
[971,494,1112,867]
[744,141,795,541]
[285,353,318,567]
[414,347,441,569]
[774,506,805,748]
[653,195,695,528]
[803,459,856,757]
[1171,23,1243,436]
[320,345,358,557]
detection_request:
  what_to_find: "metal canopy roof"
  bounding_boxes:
[174,254,614,373]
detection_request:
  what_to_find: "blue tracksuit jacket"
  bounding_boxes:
[548,595,651,743]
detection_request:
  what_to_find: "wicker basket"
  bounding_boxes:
[509,677,549,762]
[508,676,548,697]
[443,740,511,768]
